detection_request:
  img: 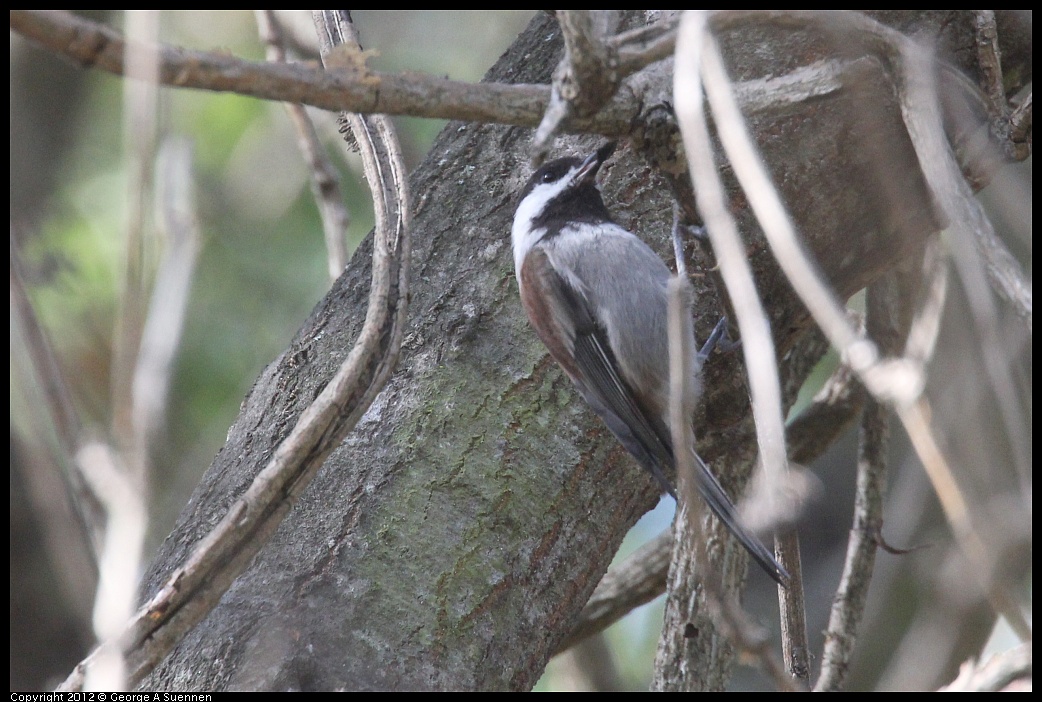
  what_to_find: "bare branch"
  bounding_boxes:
[131,139,201,470]
[902,239,949,367]
[531,11,620,160]
[937,643,1032,692]
[654,275,710,689]
[686,13,797,541]
[9,10,629,136]
[654,275,798,691]
[57,10,412,691]
[972,10,1031,163]
[109,9,160,471]
[816,278,899,691]
[1009,91,1031,144]
[255,10,350,282]
[11,10,893,153]
[611,15,680,76]
[77,441,146,692]
[674,16,804,681]
[972,10,1007,126]
[87,139,199,691]
[775,530,810,687]
[669,206,691,278]
[10,231,104,560]
[82,16,165,687]
[899,396,1030,636]
[556,531,671,654]
[961,208,1032,334]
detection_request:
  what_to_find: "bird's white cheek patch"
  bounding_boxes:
[510,175,581,274]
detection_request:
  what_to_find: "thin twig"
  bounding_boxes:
[815,278,900,691]
[10,231,104,560]
[937,642,1032,692]
[89,139,200,691]
[970,10,1032,164]
[92,139,201,687]
[109,10,160,469]
[654,275,798,691]
[674,13,804,684]
[776,530,810,687]
[676,293,797,693]
[653,275,710,691]
[900,397,1030,636]
[130,139,201,474]
[971,11,1007,127]
[255,10,350,282]
[902,239,949,367]
[670,205,689,278]
[77,441,146,692]
[1009,92,1031,144]
[684,14,796,550]
[964,197,1032,334]
[611,14,680,76]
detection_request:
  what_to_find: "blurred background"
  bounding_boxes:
[10,10,1031,692]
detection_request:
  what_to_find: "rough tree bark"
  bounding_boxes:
[132,11,1029,691]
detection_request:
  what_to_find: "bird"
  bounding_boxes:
[511,141,788,586]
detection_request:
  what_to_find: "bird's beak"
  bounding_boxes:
[575,141,617,184]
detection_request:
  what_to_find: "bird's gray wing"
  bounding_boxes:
[521,248,676,495]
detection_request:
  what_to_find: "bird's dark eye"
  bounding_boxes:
[541,170,556,183]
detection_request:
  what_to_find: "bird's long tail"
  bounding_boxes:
[676,449,790,587]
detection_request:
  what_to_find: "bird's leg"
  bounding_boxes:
[674,222,743,360]
[698,316,741,363]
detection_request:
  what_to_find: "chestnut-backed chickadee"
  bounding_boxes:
[511,142,787,585]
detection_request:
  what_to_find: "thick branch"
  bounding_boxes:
[10,10,634,136]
